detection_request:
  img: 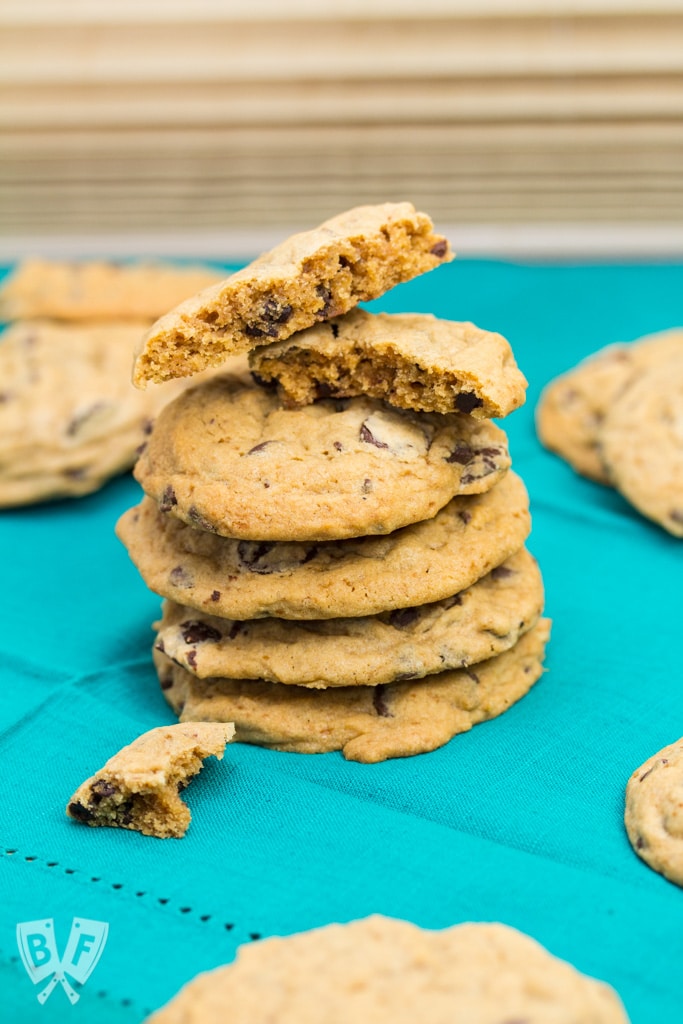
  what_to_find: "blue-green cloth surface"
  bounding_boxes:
[1,258,682,1023]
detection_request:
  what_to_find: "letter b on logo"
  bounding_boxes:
[27,933,51,969]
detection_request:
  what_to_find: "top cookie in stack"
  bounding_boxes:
[119,202,550,762]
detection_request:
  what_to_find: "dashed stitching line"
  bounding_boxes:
[2,848,237,933]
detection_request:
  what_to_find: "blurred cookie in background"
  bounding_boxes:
[0,319,239,507]
[536,328,683,535]
[0,259,223,323]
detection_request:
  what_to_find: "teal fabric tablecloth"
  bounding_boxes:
[1,258,682,1023]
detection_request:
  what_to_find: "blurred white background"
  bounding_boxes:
[1,0,683,255]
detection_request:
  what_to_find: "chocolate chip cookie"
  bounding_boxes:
[600,354,683,536]
[148,914,627,1024]
[155,619,551,763]
[0,259,223,322]
[134,372,510,541]
[66,723,234,839]
[117,470,531,620]
[249,308,527,417]
[625,737,683,887]
[536,328,683,484]
[0,319,203,507]
[153,547,543,688]
[132,202,453,386]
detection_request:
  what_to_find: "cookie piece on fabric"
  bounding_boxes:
[134,372,510,542]
[147,914,627,1024]
[536,328,683,484]
[600,355,683,536]
[66,723,234,839]
[625,737,683,887]
[0,259,223,322]
[0,319,216,507]
[117,470,531,620]
[154,547,544,688]
[155,619,551,763]
[132,203,453,386]
[249,308,527,417]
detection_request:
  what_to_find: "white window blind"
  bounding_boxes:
[1,2,682,235]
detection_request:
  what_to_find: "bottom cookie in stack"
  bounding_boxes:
[154,621,550,764]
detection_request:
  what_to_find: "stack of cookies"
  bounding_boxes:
[117,202,551,763]
[0,259,222,507]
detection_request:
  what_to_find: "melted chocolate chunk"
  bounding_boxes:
[442,593,463,609]
[458,509,472,524]
[187,650,198,669]
[160,677,173,691]
[119,799,135,826]
[461,448,503,484]
[430,239,449,257]
[490,565,515,581]
[90,779,118,803]
[65,401,108,438]
[315,284,334,319]
[446,445,473,465]
[331,322,340,338]
[246,441,274,455]
[244,298,293,338]
[338,255,352,268]
[169,565,194,588]
[237,541,277,573]
[244,324,269,339]
[68,801,94,822]
[159,485,178,512]
[389,607,420,629]
[251,371,278,391]
[455,392,484,414]
[360,422,390,449]
[155,638,166,653]
[180,620,222,644]
[188,506,217,532]
[210,590,221,602]
[373,685,392,717]
[262,298,293,325]
[228,621,244,639]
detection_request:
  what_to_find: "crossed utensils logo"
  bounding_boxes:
[16,918,109,1005]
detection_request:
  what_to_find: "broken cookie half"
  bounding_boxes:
[250,309,527,418]
[132,202,453,387]
[66,722,235,838]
